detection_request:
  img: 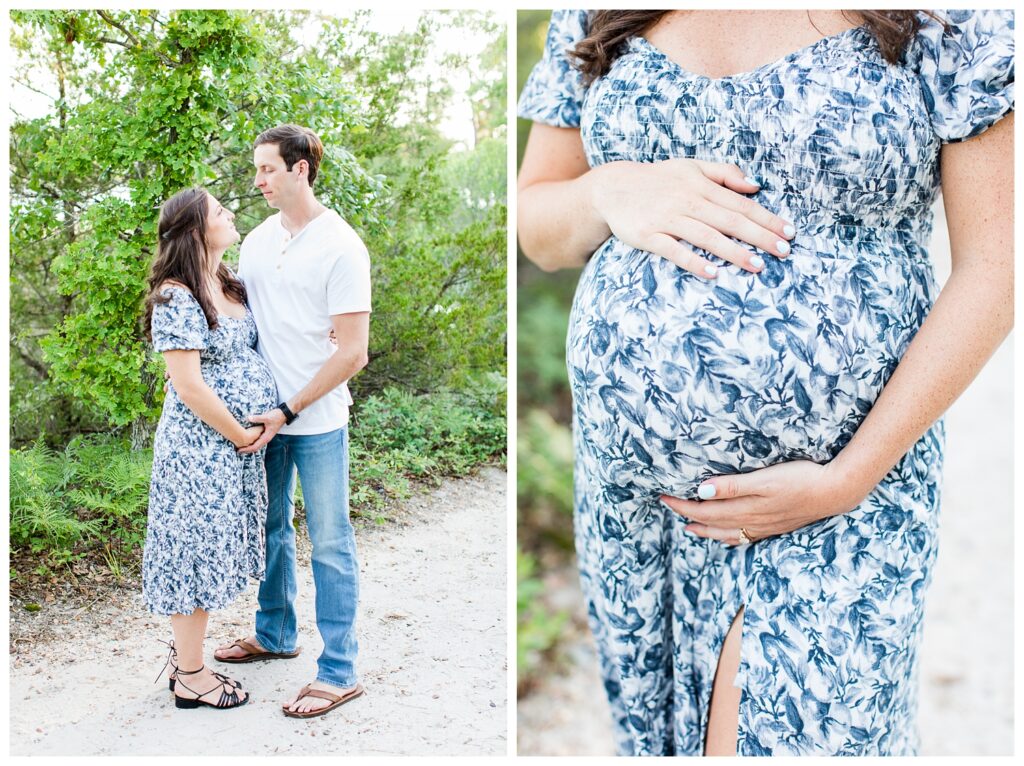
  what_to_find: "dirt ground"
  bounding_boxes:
[9,467,508,757]
[517,333,1014,757]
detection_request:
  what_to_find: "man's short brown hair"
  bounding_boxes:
[254,124,324,187]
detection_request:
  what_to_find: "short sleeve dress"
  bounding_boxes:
[518,10,1013,757]
[142,287,279,616]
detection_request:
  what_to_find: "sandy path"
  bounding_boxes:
[10,467,507,757]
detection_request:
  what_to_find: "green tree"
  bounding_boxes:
[9,10,506,446]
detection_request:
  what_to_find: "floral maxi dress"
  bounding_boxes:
[142,286,279,616]
[518,9,1014,756]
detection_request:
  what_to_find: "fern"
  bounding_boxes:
[9,435,153,571]
[10,442,102,551]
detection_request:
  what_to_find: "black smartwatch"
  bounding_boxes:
[277,402,298,425]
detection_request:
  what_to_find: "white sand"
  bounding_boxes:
[10,467,508,757]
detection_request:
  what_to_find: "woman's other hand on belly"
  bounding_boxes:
[659,459,866,544]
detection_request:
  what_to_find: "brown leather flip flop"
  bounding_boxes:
[282,683,365,718]
[215,638,301,664]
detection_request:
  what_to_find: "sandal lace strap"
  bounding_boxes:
[153,638,178,685]
[174,666,244,708]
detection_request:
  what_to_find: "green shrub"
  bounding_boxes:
[350,373,507,517]
[10,440,101,562]
[65,436,152,558]
[516,546,567,691]
[9,376,506,576]
[517,408,574,551]
[9,435,150,570]
[516,288,573,413]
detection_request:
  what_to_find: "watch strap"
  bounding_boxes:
[277,402,298,425]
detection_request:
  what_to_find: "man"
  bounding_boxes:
[213,124,370,718]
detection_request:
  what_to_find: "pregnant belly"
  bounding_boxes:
[156,353,278,451]
[567,234,937,497]
[208,353,279,423]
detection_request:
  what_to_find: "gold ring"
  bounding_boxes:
[738,528,754,545]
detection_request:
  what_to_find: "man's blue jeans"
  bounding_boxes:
[255,427,359,688]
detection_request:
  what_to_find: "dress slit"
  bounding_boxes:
[701,602,746,755]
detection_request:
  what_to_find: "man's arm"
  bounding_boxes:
[238,311,370,453]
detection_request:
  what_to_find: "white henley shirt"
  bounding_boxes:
[239,208,372,435]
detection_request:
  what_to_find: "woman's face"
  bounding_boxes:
[205,193,240,253]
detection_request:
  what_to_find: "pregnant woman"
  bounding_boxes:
[142,187,279,709]
[518,9,1013,756]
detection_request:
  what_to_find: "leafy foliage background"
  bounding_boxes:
[515,10,579,693]
[9,10,506,580]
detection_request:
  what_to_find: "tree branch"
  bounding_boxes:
[95,11,140,45]
[11,77,57,102]
[95,11,181,68]
[11,343,50,379]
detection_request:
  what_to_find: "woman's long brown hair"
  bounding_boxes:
[570,10,948,84]
[143,186,247,341]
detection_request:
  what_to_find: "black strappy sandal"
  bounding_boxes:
[155,640,243,693]
[173,665,248,710]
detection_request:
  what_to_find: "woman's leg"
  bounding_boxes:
[575,479,677,755]
[704,606,744,756]
[171,608,209,673]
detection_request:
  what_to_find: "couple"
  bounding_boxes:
[141,124,370,717]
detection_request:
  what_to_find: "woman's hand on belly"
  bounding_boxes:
[659,460,865,544]
[517,124,795,273]
[589,158,797,278]
[233,424,265,450]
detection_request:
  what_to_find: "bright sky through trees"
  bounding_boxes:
[9,9,500,149]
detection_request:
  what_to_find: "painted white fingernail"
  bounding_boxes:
[750,255,765,269]
[698,484,717,500]
[783,224,796,237]
[744,175,760,186]
[704,264,718,277]
[777,240,790,255]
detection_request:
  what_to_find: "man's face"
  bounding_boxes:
[253,143,304,210]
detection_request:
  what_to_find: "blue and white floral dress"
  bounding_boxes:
[142,287,278,616]
[519,10,1013,756]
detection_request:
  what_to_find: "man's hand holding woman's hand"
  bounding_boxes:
[233,425,265,450]
[237,408,287,454]
[660,460,870,545]
[589,158,796,279]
